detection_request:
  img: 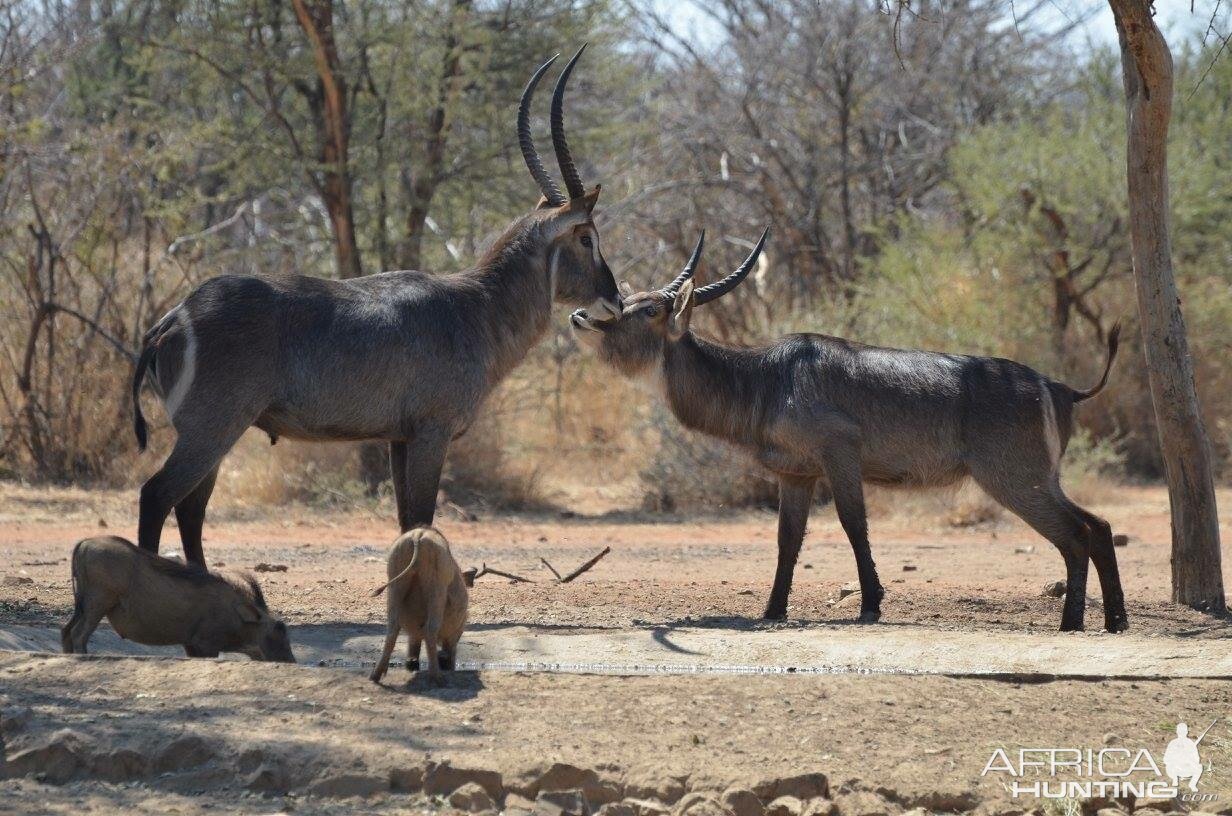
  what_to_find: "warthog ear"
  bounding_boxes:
[462,568,478,588]
[237,603,262,625]
[667,280,695,342]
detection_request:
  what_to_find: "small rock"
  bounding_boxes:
[308,772,388,798]
[626,798,673,816]
[536,788,590,816]
[1,576,33,586]
[450,781,497,812]
[1103,732,1120,746]
[597,804,639,816]
[832,791,895,816]
[765,797,804,816]
[901,565,917,572]
[625,774,686,805]
[423,761,504,801]
[1013,546,1034,555]
[2,705,33,734]
[93,748,148,782]
[1042,580,1066,598]
[1112,534,1129,547]
[675,792,735,816]
[6,728,89,783]
[536,762,620,805]
[721,788,765,816]
[98,518,108,528]
[153,734,215,773]
[389,765,424,792]
[837,583,860,600]
[754,773,829,801]
[505,793,539,816]
[246,762,290,795]
[254,563,288,573]
[801,802,835,816]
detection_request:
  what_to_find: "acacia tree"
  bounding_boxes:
[1107,0,1224,613]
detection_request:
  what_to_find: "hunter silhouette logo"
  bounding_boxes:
[982,720,1219,801]
[1164,720,1216,792]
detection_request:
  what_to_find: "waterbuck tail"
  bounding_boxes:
[371,536,423,598]
[132,342,157,451]
[1072,321,1121,403]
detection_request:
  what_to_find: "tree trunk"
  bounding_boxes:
[1109,0,1224,613]
[291,0,363,280]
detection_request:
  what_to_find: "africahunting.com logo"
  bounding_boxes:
[982,721,1219,802]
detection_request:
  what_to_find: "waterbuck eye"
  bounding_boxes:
[580,235,593,249]
[644,306,659,317]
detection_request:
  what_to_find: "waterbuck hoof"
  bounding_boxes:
[763,607,788,621]
[1059,620,1085,633]
[438,652,454,671]
[858,609,881,624]
[369,670,384,684]
[407,659,420,673]
[1105,615,1129,634]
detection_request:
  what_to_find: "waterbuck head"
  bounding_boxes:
[516,46,622,320]
[569,229,769,376]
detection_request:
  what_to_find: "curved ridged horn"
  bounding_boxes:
[662,231,705,296]
[519,55,566,205]
[694,228,770,306]
[550,44,587,199]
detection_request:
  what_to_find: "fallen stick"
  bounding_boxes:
[467,564,533,584]
[560,546,611,583]
[539,557,562,580]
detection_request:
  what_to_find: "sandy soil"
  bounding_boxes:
[3,482,1232,814]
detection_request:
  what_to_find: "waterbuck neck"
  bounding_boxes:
[662,332,774,449]
[463,225,556,387]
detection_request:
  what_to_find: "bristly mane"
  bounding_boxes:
[126,538,267,607]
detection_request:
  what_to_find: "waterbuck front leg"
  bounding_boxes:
[394,428,451,531]
[764,475,816,620]
[820,441,884,623]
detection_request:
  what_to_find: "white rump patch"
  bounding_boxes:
[1039,380,1061,468]
[162,307,197,421]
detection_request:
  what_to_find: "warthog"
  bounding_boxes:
[370,527,469,686]
[61,535,295,661]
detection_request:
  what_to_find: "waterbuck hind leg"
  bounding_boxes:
[1070,503,1128,632]
[972,467,1094,632]
[400,429,451,530]
[389,441,410,531]
[764,475,816,620]
[173,465,219,568]
[138,417,249,555]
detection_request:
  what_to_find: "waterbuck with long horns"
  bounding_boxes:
[132,48,621,566]
[571,232,1127,632]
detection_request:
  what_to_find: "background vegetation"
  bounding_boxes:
[1,0,1229,513]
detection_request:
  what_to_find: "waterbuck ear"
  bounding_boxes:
[577,184,601,213]
[667,280,695,341]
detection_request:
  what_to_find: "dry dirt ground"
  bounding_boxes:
[2,482,1232,815]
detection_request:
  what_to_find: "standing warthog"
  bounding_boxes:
[369,527,469,686]
[61,536,295,661]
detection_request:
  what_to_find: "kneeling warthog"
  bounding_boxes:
[370,526,469,686]
[61,535,295,661]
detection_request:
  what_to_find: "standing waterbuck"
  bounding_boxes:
[132,49,622,566]
[571,232,1127,632]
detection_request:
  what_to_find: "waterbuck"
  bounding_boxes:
[570,232,1127,632]
[132,49,622,566]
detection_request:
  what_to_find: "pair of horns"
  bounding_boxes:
[519,46,588,206]
[663,229,770,306]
